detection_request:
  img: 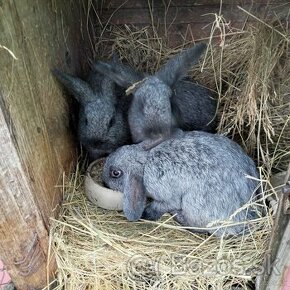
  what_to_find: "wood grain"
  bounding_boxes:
[92,0,290,47]
[0,0,86,288]
[98,5,249,24]
[98,0,289,9]
[257,167,290,290]
[0,105,50,289]
[258,217,290,290]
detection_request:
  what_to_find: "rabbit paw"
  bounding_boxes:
[170,210,187,225]
[141,201,166,221]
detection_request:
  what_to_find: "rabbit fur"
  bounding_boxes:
[102,130,260,237]
[94,43,217,148]
[53,67,131,160]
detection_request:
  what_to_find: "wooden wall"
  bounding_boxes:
[94,0,290,47]
[0,0,89,289]
[0,0,289,289]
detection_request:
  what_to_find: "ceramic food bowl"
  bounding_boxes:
[84,158,123,211]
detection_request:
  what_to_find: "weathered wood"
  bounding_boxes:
[154,21,249,46]
[100,0,290,9]
[0,106,50,289]
[259,217,290,289]
[93,0,290,48]
[112,21,248,48]
[97,3,290,25]
[98,5,250,24]
[0,0,87,288]
[257,165,290,290]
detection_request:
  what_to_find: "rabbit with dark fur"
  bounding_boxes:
[102,130,259,237]
[53,67,131,160]
[94,43,217,148]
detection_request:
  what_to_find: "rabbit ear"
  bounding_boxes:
[156,42,207,87]
[52,69,95,103]
[93,61,144,88]
[100,76,116,102]
[123,173,147,221]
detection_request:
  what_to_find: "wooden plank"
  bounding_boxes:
[110,21,244,47]
[257,168,290,290]
[97,5,248,24]
[96,3,290,25]
[157,21,249,46]
[0,0,78,228]
[258,217,290,289]
[92,0,290,48]
[0,104,50,289]
[99,0,290,9]
[0,0,87,288]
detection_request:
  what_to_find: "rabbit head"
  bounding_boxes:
[102,144,149,221]
[94,43,207,146]
[129,76,173,145]
[53,68,130,160]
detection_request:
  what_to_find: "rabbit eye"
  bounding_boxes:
[110,168,123,178]
[85,118,88,125]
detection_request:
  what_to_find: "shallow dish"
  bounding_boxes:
[84,158,123,210]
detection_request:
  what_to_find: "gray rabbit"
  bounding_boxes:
[102,130,259,237]
[53,67,131,160]
[94,43,217,148]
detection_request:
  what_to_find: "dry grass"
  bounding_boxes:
[47,3,290,290]
[90,10,290,173]
[197,21,290,173]
[92,19,290,173]
[48,165,274,290]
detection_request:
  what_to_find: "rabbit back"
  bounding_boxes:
[143,131,259,235]
[172,79,217,132]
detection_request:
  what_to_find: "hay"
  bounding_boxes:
[47,4,290,290]
[91,12,290,173]
[197,20,290,173]
[48,166,274,290]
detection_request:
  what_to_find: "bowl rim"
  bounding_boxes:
[86,158,106,183]
[85,158,124,211]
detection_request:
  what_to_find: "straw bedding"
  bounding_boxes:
[48,6,290,290]
[49,167,272,290]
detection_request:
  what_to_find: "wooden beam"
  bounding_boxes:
[99,0,290,9]
[0,0,79,230]
[259,218,290,289]
[92,0,290,48]
[257,167,290,290]
[96,3,290,25]
[0,105,51,289]
[0,0,88,288]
